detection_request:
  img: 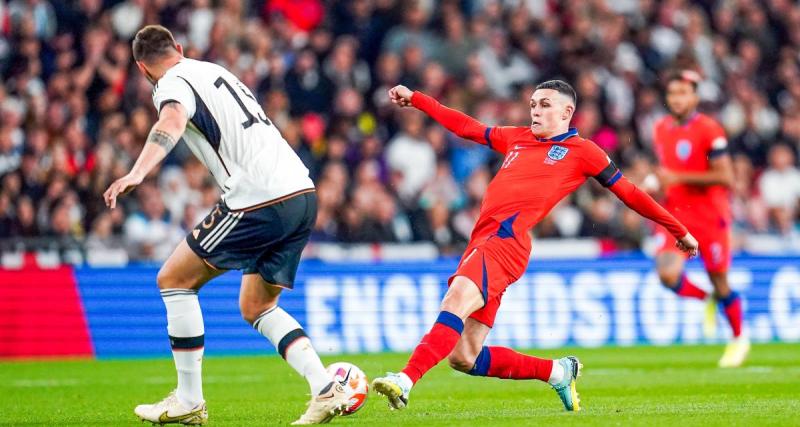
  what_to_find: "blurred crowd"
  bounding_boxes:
[1,0,800,261]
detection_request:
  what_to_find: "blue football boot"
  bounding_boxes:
[551,356,582,411]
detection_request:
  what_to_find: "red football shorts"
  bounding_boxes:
[448,237,526,328]
[654,217,731,273]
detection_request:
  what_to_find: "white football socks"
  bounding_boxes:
[253,306,330,395]
[548,359,566,385]
[397,372,413,391]
[161,289,205,408]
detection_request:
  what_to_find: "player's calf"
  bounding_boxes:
[660,270,708,300]
[462,346,553,382]
[251,306,331,396]
[373,281,482,411]
[242,274,331,397]
[251,305,347,423]
[160,288,205,409]
[656,253,708,299]
[460,346,582,411]
[373,310,468,411]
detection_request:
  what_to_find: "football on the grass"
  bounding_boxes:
[326,362,368,415]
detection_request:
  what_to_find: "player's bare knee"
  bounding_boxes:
[156,267,182,290]
[658,270,681,289]
[439,294,463,315]
[656,255,682,288]
[156,268,169,289]
[241,312,256,325]
[441,279,483,318]
[156,269,199,290]
[240,300,278,325]
[708,272,731,297]
[239,304,262,325]
[240,305,260,325]
[447,352,475,373]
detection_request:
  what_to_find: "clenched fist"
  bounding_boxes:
[388,85,413,107]
[676,233,699,257]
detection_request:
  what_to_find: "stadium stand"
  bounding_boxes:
[0,0,799,263]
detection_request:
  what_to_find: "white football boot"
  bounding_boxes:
[134,390,207,425]
[291,381,349,425]
[718,335,751,368]
[372,372,412,410]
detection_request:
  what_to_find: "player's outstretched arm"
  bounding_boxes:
[658,154,734,188]
[607,175,699,257]
[388,85,489,143]
[103,102,188,209]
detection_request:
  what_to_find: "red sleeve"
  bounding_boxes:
[580,139,622,186]
[410,91,513,153]
[608,176,689,239]
[485,127,521,154]
[580,140,688,238]
[652,120,666,162]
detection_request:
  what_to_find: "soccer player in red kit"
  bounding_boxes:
[372,80,698,412]
[650,70,749,367]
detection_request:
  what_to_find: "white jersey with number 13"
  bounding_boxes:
[151,58,313,210]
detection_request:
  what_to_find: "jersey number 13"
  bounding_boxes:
[214,76,272,130]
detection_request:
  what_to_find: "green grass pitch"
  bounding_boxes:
[1,343,798,426]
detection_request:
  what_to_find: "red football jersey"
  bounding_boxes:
[471,126,619,255]
[410,91,688,274]
[653,113,731,223]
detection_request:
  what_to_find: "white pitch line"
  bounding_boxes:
[11,379,81,387]
[559,366,792,376]
[10,374,273,388]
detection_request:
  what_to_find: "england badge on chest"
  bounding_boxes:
[676,139,692,161]
[547,144,569,160]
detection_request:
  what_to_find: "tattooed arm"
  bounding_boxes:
[103,102,188,208]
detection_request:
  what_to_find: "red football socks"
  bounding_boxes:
[670,273,708,300]
[402,311,463,384]
[468,346,553,381]
[667,273,744,337]
[720,292,743,337]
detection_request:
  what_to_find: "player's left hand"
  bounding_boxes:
[103,174,142,209]
[676,232,699,258]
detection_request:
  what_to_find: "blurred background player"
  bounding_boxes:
[372,81,698,412]
[650,70,749,367]
[103,26,347,425]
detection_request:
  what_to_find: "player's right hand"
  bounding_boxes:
[103,173,142,209]
[676,233,699,258]
[388,85,413,107]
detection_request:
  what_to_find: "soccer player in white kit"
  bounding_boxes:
[103,25,347,425]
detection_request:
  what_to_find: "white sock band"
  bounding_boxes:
[548,359,565,385]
